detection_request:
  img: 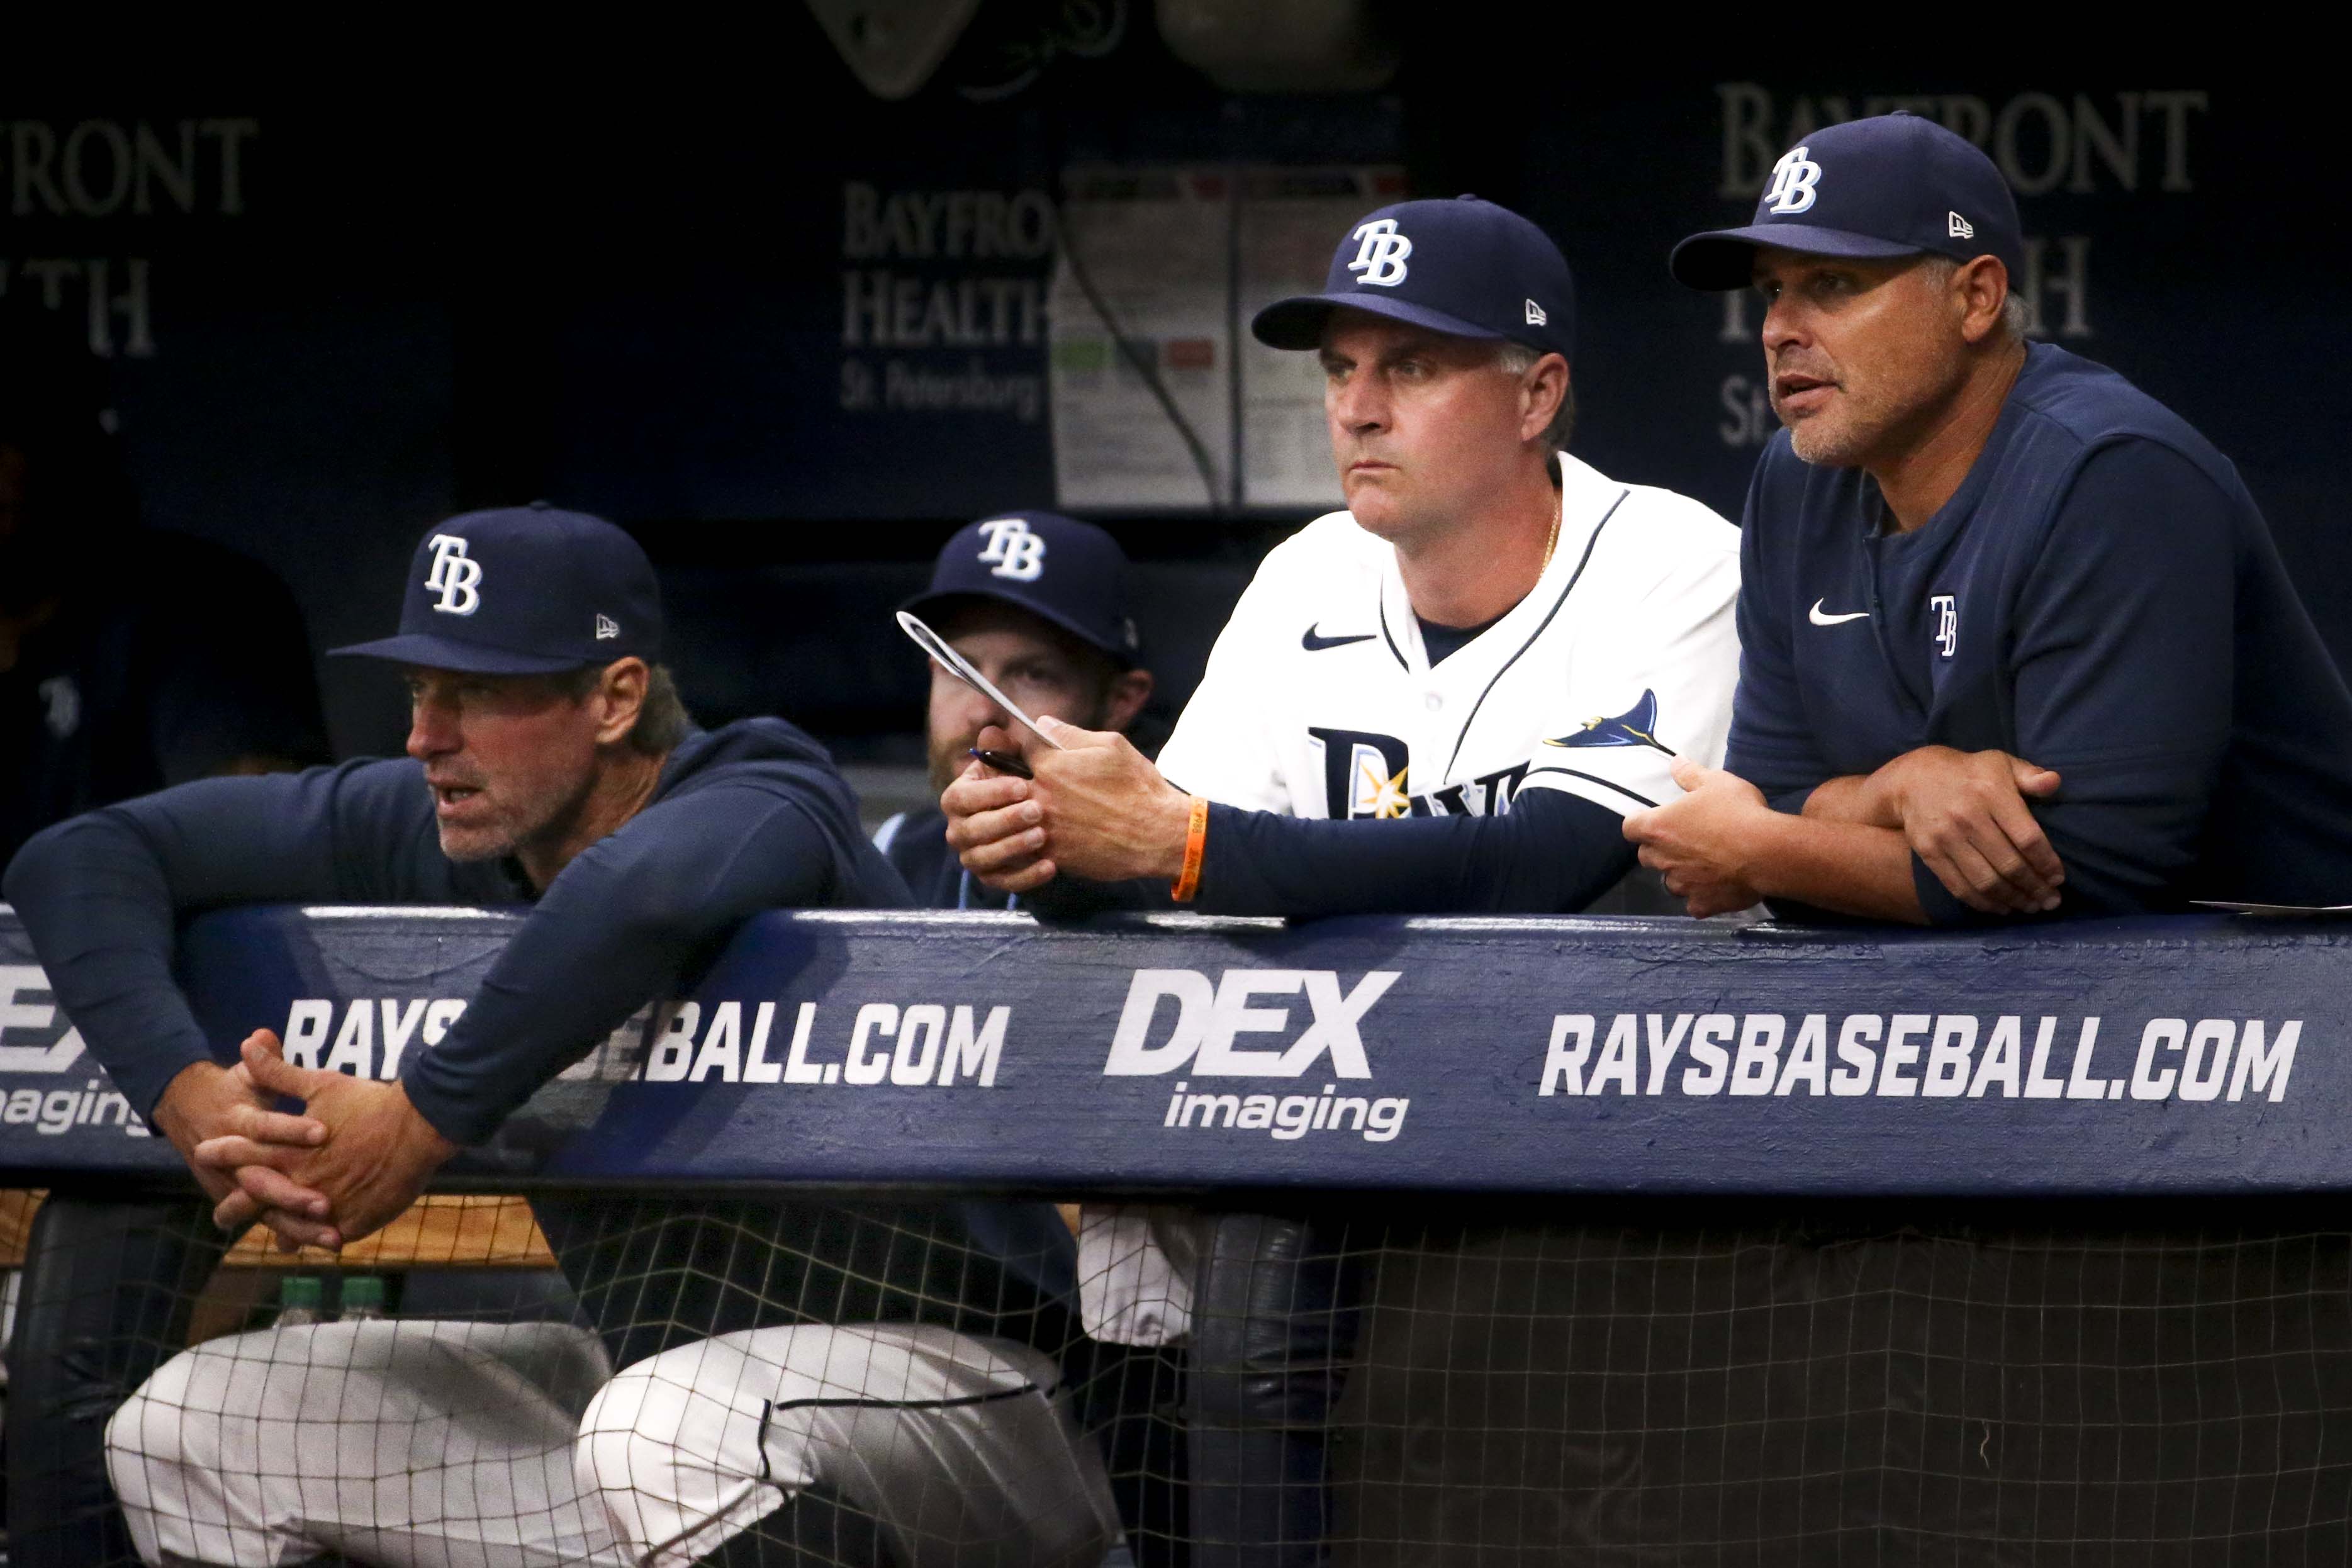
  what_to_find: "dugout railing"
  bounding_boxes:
[3,905,2348,1565]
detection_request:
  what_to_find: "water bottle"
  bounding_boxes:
[340,1276,388,1321]
[274,1275,325,1326]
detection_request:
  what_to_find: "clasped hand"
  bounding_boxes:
[942,720,1192,891]
[158,1029,457,1253]
[1620,758,1774,917]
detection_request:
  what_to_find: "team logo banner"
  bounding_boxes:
[0,907,2344,1192]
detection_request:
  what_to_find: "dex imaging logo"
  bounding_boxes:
[1106,968,1412,1143]
[1104,968,1397,1078]
[1932,595,1959,658]
[423,534,483,615]
[1763,145,1822,214]
[975,517,1046,581]
[1346,218,1413,287]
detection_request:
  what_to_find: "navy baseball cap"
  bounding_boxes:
[1671,111,2025,291]
[330,502,663,675]
[1251,195,1576,361]
[900,511,1141,667]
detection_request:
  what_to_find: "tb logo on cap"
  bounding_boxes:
[1347,218,1413,288]
[423,535,482,616]
[1763,145,1822,215]
[977,517,1046,581]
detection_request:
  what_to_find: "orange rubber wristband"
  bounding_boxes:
[1171,795,1209,903]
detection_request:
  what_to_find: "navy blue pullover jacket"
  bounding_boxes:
[3,719,910,1145]
[1727,344,2352,921]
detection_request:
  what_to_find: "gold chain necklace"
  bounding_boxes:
[1539,507,1561,575]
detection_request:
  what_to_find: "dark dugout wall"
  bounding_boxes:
[3,34,2339,759]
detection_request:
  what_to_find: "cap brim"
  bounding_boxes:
[326,634,591,675]
[1669,224,1929,290]
[1250,293,1509,350]
[898,589,1136,668]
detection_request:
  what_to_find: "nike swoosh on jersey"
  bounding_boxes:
[1808,598,1871,626]
[1301,625,1379,651]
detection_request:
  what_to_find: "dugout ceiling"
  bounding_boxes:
[1,33,2339,754]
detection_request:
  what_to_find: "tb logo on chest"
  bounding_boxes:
[1309,727,1526,819]
[1930,595,1958,659]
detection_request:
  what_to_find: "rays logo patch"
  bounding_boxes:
[1544,690,1673,755]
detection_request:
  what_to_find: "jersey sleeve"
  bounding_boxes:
[1948,439,2237,921]
[1517,507,1742,816]
[400,781,844,1145]
[1720,451,1835,813]
[1154,539,1311,812]
[1,761,458,1118]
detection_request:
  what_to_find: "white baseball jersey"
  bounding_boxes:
[1077,454,1739,1348]
[1158,451,1741,825]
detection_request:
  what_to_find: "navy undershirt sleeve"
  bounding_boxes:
[402,784,841,1145]
[1,762,463,1119]
[1190,787,1635,916]
[1925,441,2236,924]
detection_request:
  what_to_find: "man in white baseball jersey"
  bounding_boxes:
[941,196,1741,1565]
[942,196,1738,920]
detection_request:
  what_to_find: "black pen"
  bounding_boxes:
[969,747,1034,780]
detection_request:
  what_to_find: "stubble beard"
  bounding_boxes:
[1779,349,1967,471]
[1785,413,1871,467]
[1778,374,1894,468]
[432,768,596,866]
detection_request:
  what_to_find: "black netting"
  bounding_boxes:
[8,1192,2352,1567]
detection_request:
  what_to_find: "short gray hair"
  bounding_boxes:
[1493,342,1576,454]
[557,661,694,756]
[1922,255,2030,341]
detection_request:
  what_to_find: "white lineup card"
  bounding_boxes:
[895,612,1068,751]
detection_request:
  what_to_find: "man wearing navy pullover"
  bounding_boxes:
[1626,112,2352,923]
[7,503,907,1248]
[3,506,1030,1568]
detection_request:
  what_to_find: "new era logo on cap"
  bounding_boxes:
[595,614,619,640]
[1948,211,1974,238]
[1525,299,1547,327]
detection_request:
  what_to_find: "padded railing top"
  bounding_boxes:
[1,904,2344,1193]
